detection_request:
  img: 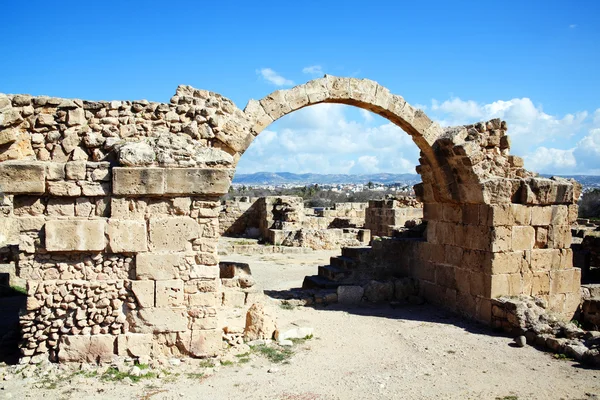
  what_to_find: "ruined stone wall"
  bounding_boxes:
[218,197,260,237]
[0,75,584,363]
[0,90,237,363]
[314,202,367,228]
[364,197,423,237]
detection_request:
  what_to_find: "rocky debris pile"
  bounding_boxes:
[492,296,600,365]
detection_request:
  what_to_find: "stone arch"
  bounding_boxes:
[239,75,456,202]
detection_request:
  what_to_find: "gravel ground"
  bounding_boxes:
[1,249,599,400]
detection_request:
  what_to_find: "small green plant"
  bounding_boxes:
[279,301,295,310]
[495,396,518,400]
[251,345,294,363]
[570,319,583,329]
[220,360,235,366]
[198,360,215,368]
[185,372,205,380]
[235,351,252,363]
[290,334,314,345]
[11,285,27,295]
[101,367,156,383]
[553,353,573,361]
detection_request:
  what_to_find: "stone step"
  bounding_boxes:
[341,246,372,261]
[302,275,341,290]
[318,265,350,281]
[330,256,359,270]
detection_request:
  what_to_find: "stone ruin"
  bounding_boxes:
[0,75,582,363]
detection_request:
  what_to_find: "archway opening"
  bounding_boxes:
[219,101,427,303]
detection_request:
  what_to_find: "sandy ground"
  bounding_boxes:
[1,249,600,400]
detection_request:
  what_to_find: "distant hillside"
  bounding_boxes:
[232,172,421,185]
[232,172,600,188]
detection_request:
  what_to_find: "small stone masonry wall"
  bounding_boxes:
[0,89,236,363]
[0,75,583,362]
[365,197,423,237]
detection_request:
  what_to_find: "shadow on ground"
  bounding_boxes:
[264,288,498,338]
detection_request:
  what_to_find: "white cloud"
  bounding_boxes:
[237,95,600,176]
[237,103,422,175]
[570,24,577,29]
[524,147,576,172]
[302,65,323,75]
[427,98,598,174]
[256,68,294,86]
[360,109,373,122]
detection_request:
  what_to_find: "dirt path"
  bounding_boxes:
[1,250,599,400]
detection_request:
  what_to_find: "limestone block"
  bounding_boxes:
[136,253,181,280]
[58,334,115,363]
[489,273,522,298]
[0,162,46,194]
[117,142,156,166]
[490,226,511,252]
[189,264,220,279]
[47,181,82,196]
[531,271,550,295]
[529,249,560,272]
[65,161,87,180]
[155,279,184,307]
[149,217,199,252]
[550,268,581,294]
[304,77,329,103]
[188,292,218,307]
[511,226,534,251]
[131,308,188,333]
[80,182,109,197]
[45,219,106,251]
[177,329,222,357]
[0,217,18,246]
[116,333,153,357]
[547,225,571,249]
[222,291,246,307]
[131,280,155,308]
[45,162,66,180]
[46,198,75,216]
[112,167,165,195]
[0,129,17,145]
[190,315,218,330]
[164,168,232,196]
[107,219,148,253]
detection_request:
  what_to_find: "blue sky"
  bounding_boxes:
[2,0,599,175]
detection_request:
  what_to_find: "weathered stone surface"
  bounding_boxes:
[45,220,106,251]
[164,168,233,196]
[58,335,115,363]
[0,162,46,194]
[149,217,199,252]
[131,280,155,308]
[177,329,221,357]
[107,219,148,252]
[116,333,153,357]
[136,253,181,280]
[131,308,188,333]
[118,142,156,166]
[244,303,277,341]
[112,167,165,195]
[155,279,184,307]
